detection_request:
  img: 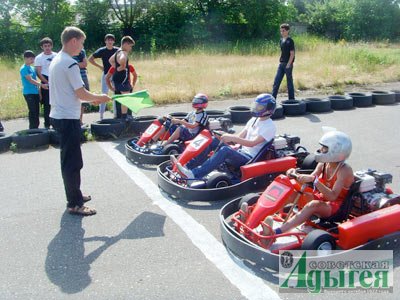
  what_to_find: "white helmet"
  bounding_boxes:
[315,131,352,163]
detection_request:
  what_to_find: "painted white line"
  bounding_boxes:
[99,142,281,300]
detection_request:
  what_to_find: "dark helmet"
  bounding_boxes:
[192,93,208,109]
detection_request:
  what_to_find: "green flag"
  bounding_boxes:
[112,90,154,114]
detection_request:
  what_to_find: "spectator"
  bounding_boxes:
[20,50,48,129]
[88,34,118,119]
[72,49,90,124]
[272,24,295,100]
[34,37,57,128]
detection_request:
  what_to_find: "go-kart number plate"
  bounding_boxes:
[145,123,160,135]
[191,135,208,150]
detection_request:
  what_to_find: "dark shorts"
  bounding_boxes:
[178,126,196,141]
[115,82,132,93]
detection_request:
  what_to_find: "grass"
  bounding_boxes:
[1,35,400,120]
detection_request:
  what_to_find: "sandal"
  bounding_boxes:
[68,205,97,216]
[83,195,92,203]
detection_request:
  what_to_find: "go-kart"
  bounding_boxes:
[125,115,233,165]
[220,169,400,271]
[157,131,315,202]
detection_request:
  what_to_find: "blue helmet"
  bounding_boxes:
[251,94,276,117]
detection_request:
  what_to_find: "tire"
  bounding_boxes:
[281,100,307,116]
[301,229,336,250]
[0,133,12,153]
[131,115,158,135]
[162,144,181,155]
[206,173,232,189]
[391,90,400,102]
[169,112,188,120]
[228,106,252,124]
[91,118,126,139]
[303,98,331,113]
[205,109,231,120]
[372,91,396,105]
[238,193,260,210]
[328,95,353,110]
[271,104,284,120]
[49,129,60,145]
[11,128,50,149]
[346,92,373,108]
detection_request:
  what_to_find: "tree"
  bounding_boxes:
[12,0,74,48]
[109,0,152,36]
[74,0,112,50]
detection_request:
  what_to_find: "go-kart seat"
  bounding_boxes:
[245,139,275,165]
[319,179,362,224]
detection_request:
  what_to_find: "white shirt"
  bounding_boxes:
[241,117,276,158]
[34,52,57,77]
[49,51,85,119]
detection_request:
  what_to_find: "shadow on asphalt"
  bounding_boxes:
[45,211,166,294]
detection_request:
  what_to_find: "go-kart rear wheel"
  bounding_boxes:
[301,229,336,250]
[237,193,259,210]
[162,144,181,155]
[206,173,232,189]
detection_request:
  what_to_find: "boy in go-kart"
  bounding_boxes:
[171,93,277,178]
[259,130,354,237]
[152,93,209,148]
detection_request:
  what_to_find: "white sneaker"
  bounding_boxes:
[170,155,178,166]
[176,162,194,179]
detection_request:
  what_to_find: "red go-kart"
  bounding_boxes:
[220,169,400,270]
[157,129,314,202]
[126,115,233,165]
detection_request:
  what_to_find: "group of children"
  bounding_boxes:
[19,34,137,129]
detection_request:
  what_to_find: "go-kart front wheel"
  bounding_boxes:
[206,173,232,189]
[162,144,181,155]
[301,229,336,250]
[237,193,259,210]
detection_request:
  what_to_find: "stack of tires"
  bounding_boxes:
[281,100,307,116]
[0,132,12,153]
[303,98,331,113]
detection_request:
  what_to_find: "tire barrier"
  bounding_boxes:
[11,128,50,149]
[328,95,353,110]
[169,112,188,119]
[227,106,252,124]
[346,92,373,108]
[391,90,400,102]
[205,109,231,120]
[303,98,331,113]
[131,115,158,135]
[91,118,126,139]
[271,104,284,120]
[372,91,396,105]
[281,100,307,116]
[0,133,12,153]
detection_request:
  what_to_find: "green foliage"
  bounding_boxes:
[304,0,400,40]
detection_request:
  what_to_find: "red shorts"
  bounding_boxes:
[315,193,342,215]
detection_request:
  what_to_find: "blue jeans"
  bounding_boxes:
[272,63,294,100]
[190,142,251,178]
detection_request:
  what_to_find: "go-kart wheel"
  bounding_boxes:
[301,229,336,250]
[162,144,181,155]
[206,173,232,189]
[237,193,259,210]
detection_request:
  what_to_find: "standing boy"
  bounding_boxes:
[88,34,118,119]
[20,50,48,129]
[272,24,295,101]
[49,26,111,216]
[109,36,135,119]
[35,37,57,128]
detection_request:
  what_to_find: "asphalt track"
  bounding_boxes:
[0,94,399,300]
